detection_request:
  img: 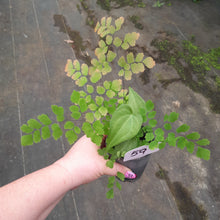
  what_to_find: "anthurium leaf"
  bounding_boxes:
[33,130,41,143]
[64,121,75,130]
[196,139,210,146]
[21,124,34,133]
[143,57,155,69]
[27,119,42,129]
[41,126,51,140]
[65,130,77,145]
[124,70,132,80]
[127,87,146,115]
[21,134,33,146]
[176,124,190,133]
[115,16,124,31]
[168,112,179,123]
[37,114,52,126]
[117,172,125,181]
[106,35,113,45]
[113,37,122,47]
[127,52,134,64]
[87,85,94,94]
[70,90,80,104]
[106,104,143,150]
[107,51,116,62]
[135,53,144,62]
[118,56,126,67]
[111,79,122,92]
[106,188,114,199]
[81,64,88,76]
[51,123,62,140]
[51,105,64,122]
[196,147,210,160]
[186,132,201,140]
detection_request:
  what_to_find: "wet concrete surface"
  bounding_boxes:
[0,0,220,219]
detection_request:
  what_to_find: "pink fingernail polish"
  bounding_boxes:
[125,171,136,179]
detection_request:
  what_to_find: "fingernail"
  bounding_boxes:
[125,171,136,179]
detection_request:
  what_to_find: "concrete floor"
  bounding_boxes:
[0,0,219,219]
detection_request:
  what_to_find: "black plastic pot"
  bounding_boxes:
[117,153,151,182]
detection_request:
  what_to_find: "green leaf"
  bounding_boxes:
[65,130,77,145]
[146,100,154,112]
[127,87,146,114]
[72,72,81,80]
[74,126,81,134]
[64,121,74,130]
[73,59,80,70]
[88,103,98,111]
[79,91,87,97]
[71,90,80,104]
[94,111,101,120]
[103,81,111,89]
[115,17,124,30]
[96,96,104,106]
[164,114,169,122]
[168,112,179,123]
[124,32,140,46]
[111,79,122,92]
[85,95,92,103]
[27,119,42,129]
[21,124,34,133]
[196,139,210,146]
[106,35,113,45]
[167,132,176,146]
[186,132,201,140]
[71,112,81,120]
[102,63,112,75]
[97,86,105,94]
[106,90,115,98]
[118,56,126,67]
[186,141,195,153]
[94,21,100,32]
[176,124,190,133]
[79,98,88,113]
[93,120,104,134]
[87,85,94,94]
[81,64,88,75]
[106,17,112,26]
[117,172,125,181]
[143,57,155,69]
[37,114,52,126]
[109,176,115,184]
[159,142,166,149]
[149,119,157,127]
[127,52,134,64]
[135,53,144,62]
[99,40,106,48]
[113,37,122,47]
[106,188,114,199]
[106,104,143,150]
[69,105,79,112]
[116,181,122,190]
[51,123,62,140]
[41,126,51,140]
[85,112,94,123]
[107,51,116,62]
[121,42,129,50]
[33,130,41,143]
[148,111,156,119]
[76,76,88,87]
[145,132,155,142]
[164,123,172,130]
[196,147,210,160]
[177,137,187,149]
[149,140,158,150]
[51,105,64,122]
[124,70,132,80]
[106,160,114,168]
[99,106,108,116]
[90,71,102,83]
[21,134,33,146]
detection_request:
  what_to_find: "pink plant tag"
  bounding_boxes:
[123,145,159,162]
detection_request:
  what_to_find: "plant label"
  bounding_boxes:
[123,145,159,162]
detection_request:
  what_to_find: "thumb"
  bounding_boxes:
[106,162,137,180]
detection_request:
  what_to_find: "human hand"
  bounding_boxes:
[54,135,136,189]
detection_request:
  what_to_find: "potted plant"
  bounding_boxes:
[20,17,210,199]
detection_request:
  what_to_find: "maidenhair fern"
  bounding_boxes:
[20,16,211,199]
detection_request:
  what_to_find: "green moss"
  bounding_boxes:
[96,0,146,11]
[151,34,220,113]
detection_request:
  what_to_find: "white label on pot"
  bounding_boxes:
[123,145,159,162]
